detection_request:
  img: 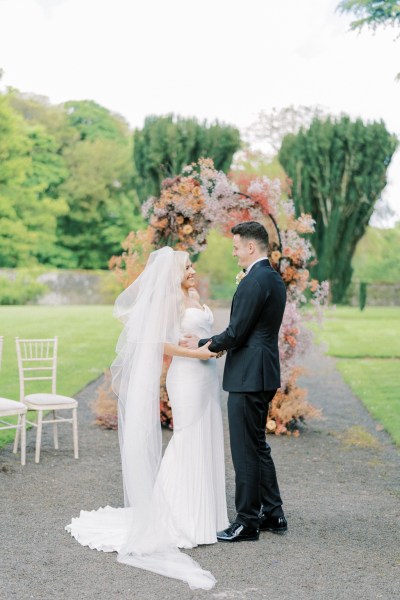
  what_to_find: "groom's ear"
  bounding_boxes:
[248,240,256,254]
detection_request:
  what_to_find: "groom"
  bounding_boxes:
[181,221,287,542]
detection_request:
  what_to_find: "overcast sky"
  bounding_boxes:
[1,0,399,225]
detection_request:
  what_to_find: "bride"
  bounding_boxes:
[66,247,229,589]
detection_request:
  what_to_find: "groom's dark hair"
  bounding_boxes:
[231,221,269,250]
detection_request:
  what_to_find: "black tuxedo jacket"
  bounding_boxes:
[200,259,286,392]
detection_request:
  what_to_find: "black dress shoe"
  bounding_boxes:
[217,522,259,542]
[259,514,288,534]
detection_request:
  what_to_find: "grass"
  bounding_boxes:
[0,306,121,447]
[317,307,400,445]
[336,360,400,445]
[315,306,400,358]
[1,305,399,448]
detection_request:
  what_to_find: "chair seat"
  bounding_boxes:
[0,397,27,416]
[24,393,77,409]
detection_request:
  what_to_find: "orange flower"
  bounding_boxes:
[182,224,193,235]
[192,186,202,197]
[282,267,295,282]
[191,199,204,211]
[153,217,168,229]
[271,250,281,264]
[292,250,303,266]
[160,191,174,203]
[178,183,190,195]
[176,215,184,225]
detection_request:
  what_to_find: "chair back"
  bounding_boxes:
[16,337,58,401]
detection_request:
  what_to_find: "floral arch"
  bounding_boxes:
[106,158,329,435]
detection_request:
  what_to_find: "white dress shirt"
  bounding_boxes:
[245,256,269,274]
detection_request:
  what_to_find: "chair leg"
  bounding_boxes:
[53,410,59,449]
[72,407,79,459]
[35,411,43,464]
[13,415,21,454]
[21,413,26,466]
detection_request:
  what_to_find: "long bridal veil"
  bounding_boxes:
[110,247,216,590]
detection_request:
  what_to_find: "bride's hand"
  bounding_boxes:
[179,334,200,349]
[195,341,217,360]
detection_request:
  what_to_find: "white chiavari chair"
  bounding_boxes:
[15,337,78,463]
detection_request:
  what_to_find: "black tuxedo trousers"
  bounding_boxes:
[199,260,286,529]
[228,389,283,529]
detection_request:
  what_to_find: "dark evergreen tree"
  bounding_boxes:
[279,116,398,303]
[133,115,241,202]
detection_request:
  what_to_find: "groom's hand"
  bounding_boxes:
[179,334,200,349]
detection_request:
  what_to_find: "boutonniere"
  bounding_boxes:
[235,270,247,285]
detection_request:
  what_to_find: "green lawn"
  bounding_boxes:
[0,306,121,447]
[317,307,400,445]
[317,306,400,358]
[1,305,399,448]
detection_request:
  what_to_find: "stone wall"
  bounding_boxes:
[1,269,399,306]
[0,269,120,305]
[36,271,120,305]
[344,281,400,307]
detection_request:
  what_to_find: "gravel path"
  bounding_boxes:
[1,308,399,600]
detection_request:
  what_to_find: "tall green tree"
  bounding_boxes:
[55,100,141,268]
[0,94,33,266]
[8,92,79,150]
[7,94,142,268]
[21,126,69,265]
[64,100,130,143]
[0,94,68,266]
[279,116,398,303]
[58,138,140,268]
[133,115,241,202]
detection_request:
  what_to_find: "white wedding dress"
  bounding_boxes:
[66,304,228,584]
[161,305,229,547]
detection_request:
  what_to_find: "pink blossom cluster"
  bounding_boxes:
[247,177,282,219]
[192,160,257,226]
[279,301,302,386]
[142,159,257,254]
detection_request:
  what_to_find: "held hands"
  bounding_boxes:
[196,341,217,360]
[179,334,226,359]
